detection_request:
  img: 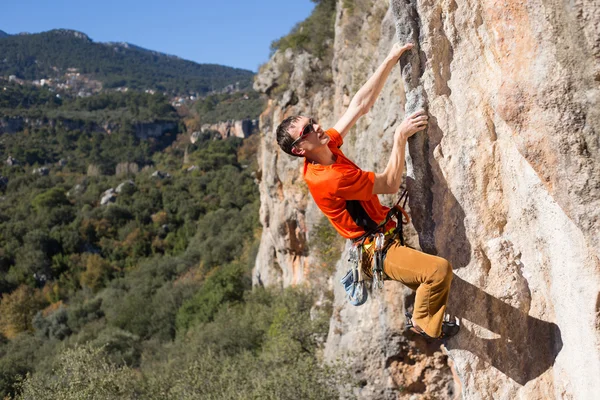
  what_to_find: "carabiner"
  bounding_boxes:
[372,233,385,290]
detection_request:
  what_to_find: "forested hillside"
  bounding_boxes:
[0,27,340,396]
[0,29,254,94]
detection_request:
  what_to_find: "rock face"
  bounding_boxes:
[115,180,135,194]
[253,0,599,399]
[100,188,116,205]
[200,119,258,139]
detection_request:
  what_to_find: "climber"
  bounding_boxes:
[275,42,457,340]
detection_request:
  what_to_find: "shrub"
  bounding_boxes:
[79,254,116,292]
[32,306,71,340]
[0,286,48,339]
[145,287,343,400]
[309,216,345,276]
[270,0,337,60]
[0,333,47,399]
[13,345,141,400]
[31,188,70,212]
[176,261,250,332]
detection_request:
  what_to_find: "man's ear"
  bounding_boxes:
[291,146,305,156]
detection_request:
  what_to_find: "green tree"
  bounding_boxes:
[0,285,47,339]
[13,345,140,400]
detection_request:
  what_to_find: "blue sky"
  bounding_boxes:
[1,0,316,72]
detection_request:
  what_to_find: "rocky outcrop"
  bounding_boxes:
[151,170,171,179]
[199,119,258,139]
[100,188,116,205]
[253,46,335,287]
[32,167,49,176]
[5,156,19,166]
[253,0,599,399]
[115,180,135,194]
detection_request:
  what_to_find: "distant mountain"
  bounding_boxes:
[0,29,254,94]
[0,30,10,38]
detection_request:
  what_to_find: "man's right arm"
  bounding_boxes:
[373,110,428,194]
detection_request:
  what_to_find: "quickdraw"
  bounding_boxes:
[372,232,386,290]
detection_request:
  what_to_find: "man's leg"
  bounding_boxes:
[381,240,453,338]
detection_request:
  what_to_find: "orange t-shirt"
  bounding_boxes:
[303,128,393,239]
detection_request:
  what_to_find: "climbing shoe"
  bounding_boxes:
[404,312,461,340]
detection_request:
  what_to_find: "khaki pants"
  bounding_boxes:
[362,238,453,338]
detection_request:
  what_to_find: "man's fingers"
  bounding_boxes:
[409,109,426,118]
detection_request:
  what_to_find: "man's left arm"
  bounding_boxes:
[333,42,413,139]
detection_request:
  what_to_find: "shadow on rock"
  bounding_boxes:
[448,275,563,385]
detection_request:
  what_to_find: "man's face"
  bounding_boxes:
[290,116,329,156]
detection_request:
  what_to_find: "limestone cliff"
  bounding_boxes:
[253,0,600,398]
[198,119,258,139]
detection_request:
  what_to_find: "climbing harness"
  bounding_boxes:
[341,189,410,305]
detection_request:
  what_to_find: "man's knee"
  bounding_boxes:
[432,258,453,287]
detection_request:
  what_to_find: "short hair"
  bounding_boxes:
[276,115,302,157]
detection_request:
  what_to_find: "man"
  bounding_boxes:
[275,43,454,339]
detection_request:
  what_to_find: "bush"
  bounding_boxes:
[0,286,48,339]
[270,0,336,60]
[79,254,116,292]
[176,262,250,332]
[13,345,141,400]
[66,297,104,332]
[32,306,71,340]
[0,334,47,399]
[194,91,265,125]
[145,287,342,400]
[309,216,345,275]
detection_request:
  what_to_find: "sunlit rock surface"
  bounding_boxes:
[253,0,599,398]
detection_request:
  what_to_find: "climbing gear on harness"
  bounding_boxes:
[353,189,410,284]
[404,311,461,340]
[352,189,410,246]
[340,189,410,305]
[341,243,368,306]
[372,232,386,291]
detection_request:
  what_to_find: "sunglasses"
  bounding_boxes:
[290,118,317,149]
